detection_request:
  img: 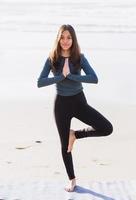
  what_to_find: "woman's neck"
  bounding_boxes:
[61,50,70,57]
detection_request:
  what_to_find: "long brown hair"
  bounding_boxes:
[49,24,81,72]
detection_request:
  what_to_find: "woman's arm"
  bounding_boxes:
[67,54,98,84]
[37,58,65,88]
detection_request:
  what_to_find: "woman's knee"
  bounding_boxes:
[103,122,113,136]
[61,142,69,153]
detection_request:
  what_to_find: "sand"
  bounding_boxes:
[0,99,136,199]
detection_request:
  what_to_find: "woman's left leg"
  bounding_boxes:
[74,94,113,139]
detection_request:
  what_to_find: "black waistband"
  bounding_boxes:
[56,91,84,99]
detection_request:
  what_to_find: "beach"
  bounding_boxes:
[0,0,136,199]
[0,100,136,199]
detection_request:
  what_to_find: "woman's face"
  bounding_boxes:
[59,30,72,51]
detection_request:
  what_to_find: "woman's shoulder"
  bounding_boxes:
[44,56,52,65]
[80,53,84,58]
[80,53,87,64]
[80,53,88,59]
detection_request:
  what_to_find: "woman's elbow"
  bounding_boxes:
[94,75,98,84]
[37,80,42,88]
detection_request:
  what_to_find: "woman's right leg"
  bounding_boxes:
[54,96,76,180]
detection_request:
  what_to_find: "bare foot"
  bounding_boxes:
[67,129,76,153]
[65,178,76,192]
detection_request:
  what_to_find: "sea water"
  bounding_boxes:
[0,0,136,104]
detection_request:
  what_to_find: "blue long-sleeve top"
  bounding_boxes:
[37,54,98,96]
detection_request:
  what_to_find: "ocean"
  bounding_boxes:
[0,0,136,104]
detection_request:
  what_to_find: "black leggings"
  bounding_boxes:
[54,91,113,180]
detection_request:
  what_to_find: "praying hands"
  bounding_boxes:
[62,58,70,77]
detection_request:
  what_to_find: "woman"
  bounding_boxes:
[37,24,113,192]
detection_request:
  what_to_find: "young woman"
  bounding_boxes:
[37,24,113,192]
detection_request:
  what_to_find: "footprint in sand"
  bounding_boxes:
[35,140,42,143]
[92,158,111,166]
[15,145,32,150]
[15,140,43,150]
[6,161,12,164]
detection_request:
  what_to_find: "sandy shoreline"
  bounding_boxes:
[0,98,136,183]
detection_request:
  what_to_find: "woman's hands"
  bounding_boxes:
[62,58,70,77]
